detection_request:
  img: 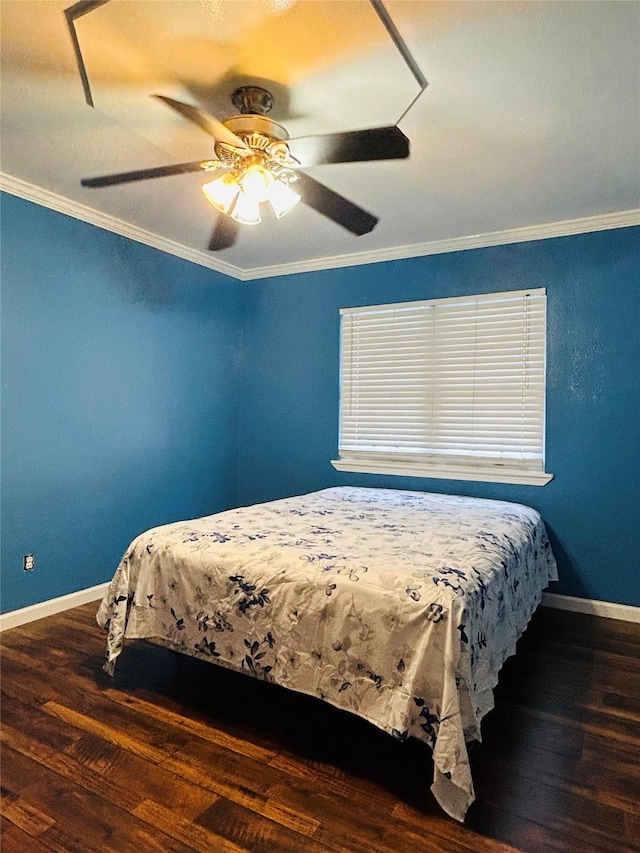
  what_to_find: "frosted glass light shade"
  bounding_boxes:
[267,180,301,219]
[202,173,239,214]
[240,164,273,203]
[231,191,261,225]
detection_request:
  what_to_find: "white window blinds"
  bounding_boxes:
[336,288,550,484]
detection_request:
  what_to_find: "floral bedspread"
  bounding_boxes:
[97,486,557,821]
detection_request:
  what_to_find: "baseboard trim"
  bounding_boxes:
[1,585,637,631]
[0,582,110,632]
[542,592,640,623]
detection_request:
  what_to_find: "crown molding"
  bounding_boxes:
[2,173,638,283]
[0,173,243,280]
[245,208,640,280]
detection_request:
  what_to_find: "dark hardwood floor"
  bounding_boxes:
[1,602,639,853]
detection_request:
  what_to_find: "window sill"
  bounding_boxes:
[330,458,554,487]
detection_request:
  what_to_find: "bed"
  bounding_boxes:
[97,486,557,821]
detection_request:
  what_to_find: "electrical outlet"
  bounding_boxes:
[23,554,35,572]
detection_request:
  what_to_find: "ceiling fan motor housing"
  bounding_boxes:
[223,113,290,142]
[224,86,290,150]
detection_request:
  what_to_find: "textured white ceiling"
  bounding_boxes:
[1,0,639,279]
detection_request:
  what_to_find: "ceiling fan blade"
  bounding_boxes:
[287,126,409,167]
[208,215,239,251]
[81,161,223,187]
[154,95,249,150]
[294,173,378,236]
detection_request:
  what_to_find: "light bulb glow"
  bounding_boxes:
[202,173,239,214]
[239,164,273,203]
[267,180,301,219]
[231,192,262,225]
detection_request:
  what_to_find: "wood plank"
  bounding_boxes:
[498,698,640,749]
[63,733,221,821]
[162,739,328,836]
[380,822,516,853]
[466,800,638,853]
[0,791,56,837]
[391,801,523,853]
[475,740,640,816]
[193,798,331,853]
[18,777,195,853]
[470,760,632,849]
[98,687,278,762]
[41,700,187,763]
[581,731,640,779]
[480,702,585,759]
[0,819,56,853]
[165,735,420,852]
[2,717,220,829]
[1,727,143,815]
[133,800,254,853]
[1,691,82,753]
[625,813,640,845]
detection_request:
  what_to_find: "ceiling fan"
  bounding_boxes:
[80,86,410,251]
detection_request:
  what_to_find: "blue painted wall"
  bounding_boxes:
[238,228,640,607]
[2,193,638,613]
[1,193,242,613]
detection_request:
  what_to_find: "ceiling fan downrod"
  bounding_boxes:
[230,86,274,116]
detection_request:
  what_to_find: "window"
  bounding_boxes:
[332,288,553,486]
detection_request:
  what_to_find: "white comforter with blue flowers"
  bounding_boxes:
[97,486,557,821]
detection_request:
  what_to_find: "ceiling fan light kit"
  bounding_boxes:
[200,97,303,226]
